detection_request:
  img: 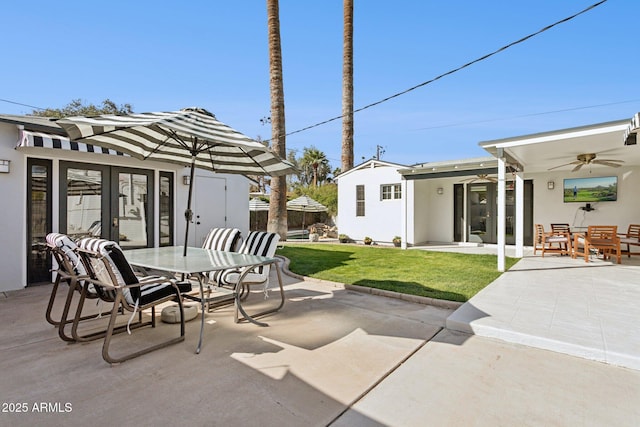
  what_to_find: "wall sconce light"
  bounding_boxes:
[0,160,10,174]
[437,187,443,195]
[182,175,191,186]
[547,181,555,190]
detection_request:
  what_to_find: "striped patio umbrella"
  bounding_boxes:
[249,197,270,231]
[286,195,327,235]
[249,197,270,212]
[286,195,327,213]
[57,107,296,255]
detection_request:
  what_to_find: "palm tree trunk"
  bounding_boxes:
[341,0,354,173]
[266,0,288,240]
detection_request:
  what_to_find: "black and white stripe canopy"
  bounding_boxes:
[56,108,296,176]
[286,195,327,212]
[623,112,639,145]
[17,129,128,156]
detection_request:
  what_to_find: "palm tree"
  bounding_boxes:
[266,0,288,239]
[301,146,330,187]
[341,0,354,173]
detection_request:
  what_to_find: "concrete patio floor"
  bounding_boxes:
[2,250,639,426]
[447,252,640,370]
[0,265,452,426]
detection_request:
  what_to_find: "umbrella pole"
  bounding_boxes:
[183,161,197,256]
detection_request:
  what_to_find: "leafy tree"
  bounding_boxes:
[291,183,337,218]
[300,146,330,187]
[30,98,134,118]
[286,148,303,190]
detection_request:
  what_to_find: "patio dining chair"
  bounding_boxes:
[76,237,192,364]
[45,233,109,342]
[618,224,640,257]
[572,225,621,264]
[550,223,572,253]
[202,227,242,252]
[210,231,280,294]
[533,224,571,257]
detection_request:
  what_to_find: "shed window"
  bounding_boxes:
[381,183,402,200]
[356,185,365,217]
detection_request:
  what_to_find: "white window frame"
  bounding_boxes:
[380,183,402,200]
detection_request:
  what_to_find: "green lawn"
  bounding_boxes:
[276,244,519,302]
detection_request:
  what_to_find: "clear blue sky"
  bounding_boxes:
[2,1,639,169]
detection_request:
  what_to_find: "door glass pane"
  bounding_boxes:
[29,164,50,283]
[118,172,148,248]
[469,185,488,242]
[66,168,102,239]
[506,183,515,245]
[160,173,173,246]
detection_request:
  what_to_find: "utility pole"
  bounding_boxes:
[376,145,385,160]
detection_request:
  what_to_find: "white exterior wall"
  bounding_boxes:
[0,122,249,292]
[0,125,27,292]
[531,168,640,232]
[409,177,463,244]
[338,163,403,243]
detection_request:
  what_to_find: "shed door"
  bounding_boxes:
[189,176,227,247]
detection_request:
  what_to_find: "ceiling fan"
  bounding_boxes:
[548,153,624,172]
[460,174,498,183]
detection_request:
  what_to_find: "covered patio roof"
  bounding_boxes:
[398,156,502,180]
[480,114,640,173]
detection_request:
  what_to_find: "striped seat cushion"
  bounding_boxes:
[46,232,94,293]
[202,228,242,252]
[211,231,280,287]
[77,238,190,306]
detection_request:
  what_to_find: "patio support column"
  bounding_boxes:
[401,178,408,249]
[515,171,524,258]
[497,149,506,272]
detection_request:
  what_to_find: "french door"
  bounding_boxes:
[468,183,496,243]
[464,181,533,245]
[27,158,52,285]
[59,162,155,248]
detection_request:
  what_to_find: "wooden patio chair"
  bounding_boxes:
[76,237,192,364]
[572,225,621,264]
[550,223,571,253]
[533,224,571,257]
[619,224,640,257]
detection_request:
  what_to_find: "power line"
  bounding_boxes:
[0,98,45,111]
[412,99,640,131]
[281,0,608,139]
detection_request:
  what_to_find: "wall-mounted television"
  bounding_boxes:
[563,176,617,203]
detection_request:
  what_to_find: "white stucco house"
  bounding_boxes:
[0,114,251,293]
[337,113,640,269]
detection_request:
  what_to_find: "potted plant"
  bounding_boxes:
[339,234,349,243]
[392,236,401,247]
[363,236,373,245]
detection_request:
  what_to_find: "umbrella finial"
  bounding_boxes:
[181,107,216,118]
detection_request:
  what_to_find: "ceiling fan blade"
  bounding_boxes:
[548,161,581,171]
[593,160,623,168]
[572,163,584,172]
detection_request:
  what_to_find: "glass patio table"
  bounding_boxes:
[124,246,284,354]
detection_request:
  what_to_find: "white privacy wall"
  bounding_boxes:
[532,167,640,232]
[337,163,404,243]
